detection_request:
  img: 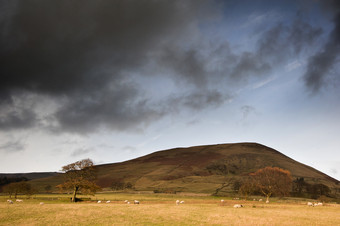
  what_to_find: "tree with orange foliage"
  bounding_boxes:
[250,167,292,202]
[57,159,100,202]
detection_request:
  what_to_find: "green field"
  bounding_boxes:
[1,193,339,225]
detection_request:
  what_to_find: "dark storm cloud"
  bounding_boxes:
[0,140,25,153]
[221,16,322,83]
[256,19,322,65]
[183,91,225,110]
[166,90,227,113]
[157,47,208,88]
[303,6,340,93]
[0,0,218,133]
[0,0,333,134]
[0,0,214,97]
[53,82,164,134]
[0,108,37,130]
[230,52,271,80]
[0,93,37,130]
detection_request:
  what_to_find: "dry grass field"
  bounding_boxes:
[1,193,339,225]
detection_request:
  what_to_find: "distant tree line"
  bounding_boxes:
[111,179,134,191]
[0,176,28,192]
[2,181,36,198]
[291,177,331,199]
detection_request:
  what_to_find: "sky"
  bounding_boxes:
[0,0,339,180]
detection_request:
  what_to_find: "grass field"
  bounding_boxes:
[1,193,339,225]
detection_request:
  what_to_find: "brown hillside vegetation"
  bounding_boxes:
[29,143,340,197]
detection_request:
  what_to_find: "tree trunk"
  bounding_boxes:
[72,186,79,202]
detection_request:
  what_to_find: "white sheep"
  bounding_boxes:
[307,202,314,207]
[97,200,101,203]
[39,202,44,205]
[180,201,184,204]
[7,200,13,204]
[124,200,128,203]
[259,199,263,202]
[233,204,243,208]
[134,200,139,204]
[127,202,130,204]
[16,199,23,202]
[106,200,111,203]
[176,200,180,205]
[266,200,269,204]
[311,202,323,206]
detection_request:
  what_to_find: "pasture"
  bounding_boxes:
[1,193,339,225]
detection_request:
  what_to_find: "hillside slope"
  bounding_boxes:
[30,143,340,195]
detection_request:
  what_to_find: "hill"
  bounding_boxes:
[28,143,340,197]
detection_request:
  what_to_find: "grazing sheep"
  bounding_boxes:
[16,199,23,202]
[39,202,44,205]
[7,200,13,204]
[307,202,314,207]
[106,200,111,203]
[259,199,263,202]
[124,200,128,203]
[127,202,130,204]
[233,204,243,208]
[134,200,139,204]
[176,200,184,205]
[266,200,269,204]
[311,202,323,206]
[97,200,101,203]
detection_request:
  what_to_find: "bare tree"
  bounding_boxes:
[3,183,16,198]
[250,167,292,202]
[239,179,254,200]
[57,159,100,202]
